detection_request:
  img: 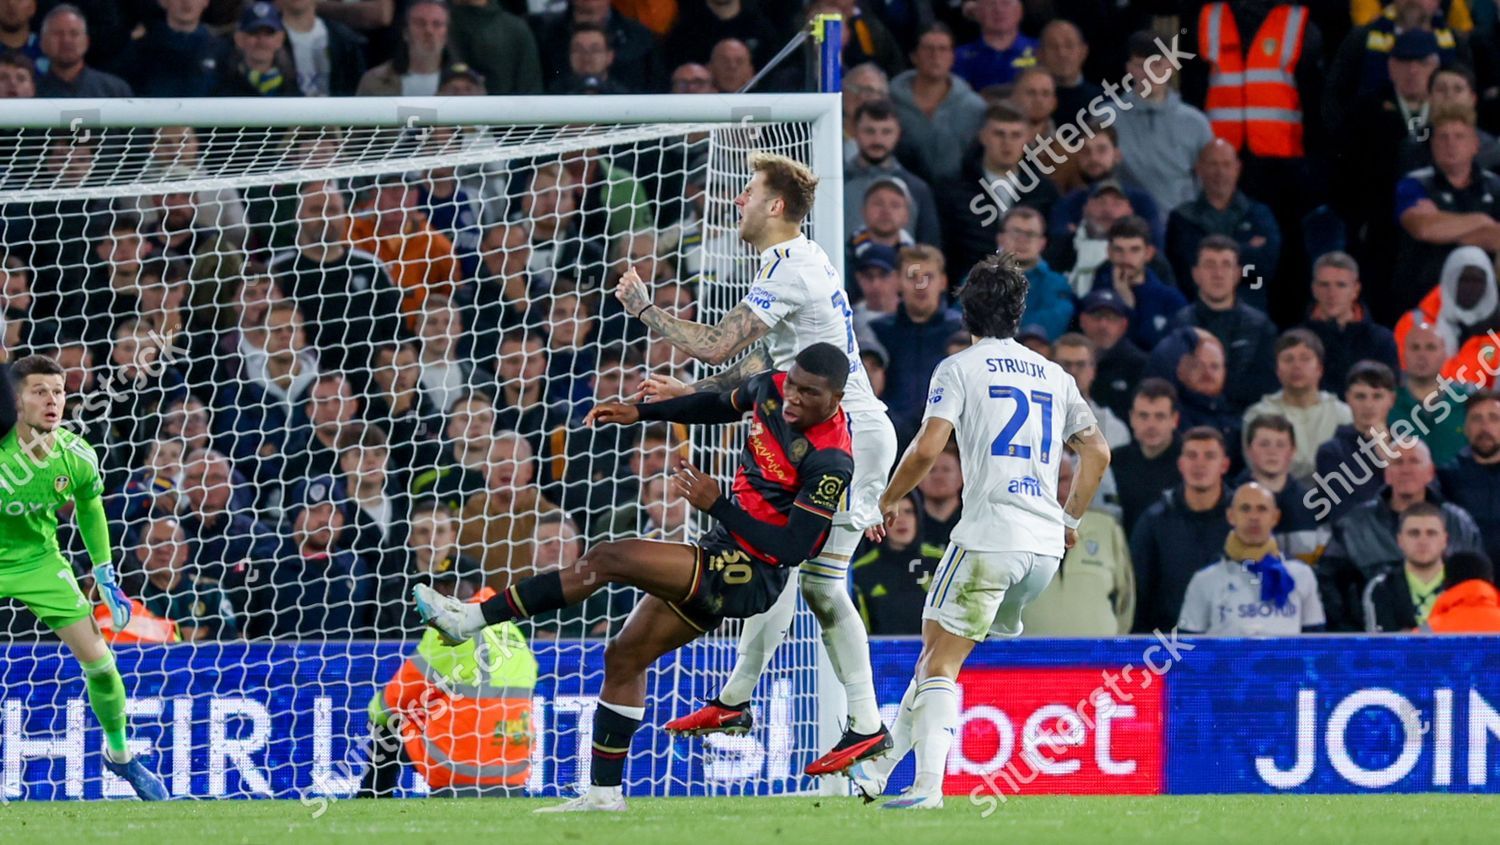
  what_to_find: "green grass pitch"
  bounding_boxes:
[7,795,1500,844]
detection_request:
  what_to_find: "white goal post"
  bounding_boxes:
[0,93,847,800]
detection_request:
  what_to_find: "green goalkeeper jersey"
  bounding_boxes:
[0,427,106,569]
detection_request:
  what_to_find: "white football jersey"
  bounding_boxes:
[924,336,1097,555]
[741,235,886,416]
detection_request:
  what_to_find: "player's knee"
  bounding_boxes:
[799,573,853,624]
[581,543,626,583]
[603,637,650,679]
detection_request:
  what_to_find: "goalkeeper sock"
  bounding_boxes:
[800,569,882,734]
[81,653,130,762]
[480,571,567,625]
[911,676,958,794]
[591,700,644,788]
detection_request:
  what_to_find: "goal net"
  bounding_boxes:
[0,94,844,801]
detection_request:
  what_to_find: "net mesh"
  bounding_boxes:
[0,114,826,800]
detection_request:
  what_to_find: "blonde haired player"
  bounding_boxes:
[851,253,1112,808]
[616,152,898,773]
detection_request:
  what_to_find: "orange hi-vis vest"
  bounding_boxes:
[1199,3,1310,158]
[95,600,179,644]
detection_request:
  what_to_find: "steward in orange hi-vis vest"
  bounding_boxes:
[1199,3,1310,158]
[360,587,538,796]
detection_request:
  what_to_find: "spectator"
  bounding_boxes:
[314,0,396,45]
[1396,320,1472,466]
[1165,140,1282,313]
[846,178,915,268]
[1010,67,1058,148]
[1394,106,1500,319]
[944,103,1061,275]
[890,23,986,184]
[1130,426,1233,633]
[179,448,280,615]
[1078,288,1146,422]
[870,244,964,442]
[410,388,496,509]
[1170,235,1279,412]
[0,0,39,63]
[952,0,1035,91]
[1021,451,1135,636]
[469,223,536,348]
[1053,333,1128,450]
[663,0,778,72]
[448,0,542,95]
[669,61,712,93]
[1242,329,1353,482]
[840,63,890,159]
[529,510,619,638]
[1090,216,1187,350]
[276,0,368,96]
[255,475,374,638]
[1113,32,1214,215]
[214,299,319,493]
[1113,378,1183,533]
[1319,439,1484,630]
[494,333,571,458]
[560,148,650,244]
[364,341,442,475]
[0,51,35,97]
[459,432,561,588]
[597,472,689,541]
[810,0,903,80]
[71,214,152,346]
[707,37,754,92]
[34,4,131,97]
[1177,482,1325,635]
[1427,550,1500,632]
[1015,324,1052,359]
[1314,360,1401,522]
[550,22,628,94]
[1038,19,1101,126]
[1326,2,1465,130]
[374,499,483,637]
[535,0,661,94]
[1149,329,1243,467]
[337,422,407,580]
[349,174,460,318]
[356,0,451,96]
[561,415,670,539]
[1238,414,1323,563]
[998,206,1072,340]
[283,371,360,489]
[1054,181,1139,295]
[845,100,942,248]
[853,491,944,635]
[849,243,900,333]
[413,295,496,416]
[116,0,220,97]
[269,180,406,372]
[1430,245,1500,364]
[1300,251,1401,394]
[1403,66,1500,173]
[861,346,888,399]
[213,3,300,98]
[542,289,599,416]
[1438,391,1500,562]
[1047,125,1163,249]
[1365,501,1458,631]
[133,514,238,641]
[916,441,962,548]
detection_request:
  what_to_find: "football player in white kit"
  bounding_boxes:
[850,253,1112,809]
[616,152,898,774]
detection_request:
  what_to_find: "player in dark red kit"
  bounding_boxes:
[414,342,855,812]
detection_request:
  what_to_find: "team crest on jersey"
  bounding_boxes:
[762,398,780,415]
[1086,539,1100,556]
[746,286,778,310]
[54,476,68,493]
[789,438,809,462]
[928,387,944,405]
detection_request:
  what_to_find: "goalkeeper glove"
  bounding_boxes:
[94,564,132,631]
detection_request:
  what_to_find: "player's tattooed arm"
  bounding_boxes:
[688,346,773,394]
[641,302,770,366]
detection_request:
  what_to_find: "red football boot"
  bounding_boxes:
[663,700,755,736]
[804,726,894,776]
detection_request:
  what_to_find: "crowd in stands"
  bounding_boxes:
[3,0,1500,640]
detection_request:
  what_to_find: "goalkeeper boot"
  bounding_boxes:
[413,583,484,643]
[534,787,627,813]
[103,754,169,801]
[663,699,754,736]
[847,760,890,804]
[881,789,944,810]
[805,724,893,776]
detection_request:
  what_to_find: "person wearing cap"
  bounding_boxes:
[549,21,629,94]
[997,206,1073,340]
[889,23,988,184]
[1080,287,1147,422]
[115,0,222,97]
[1168,235,1279,413]
[1089,215,1188,350]
[1051,177,1140,297]
[850,242,901,333]
[1111,31,1214,215]
[1326,0,1467,133]
[1165,141,1282,314]
[356,0,454,97]
[34,5,130,97]
[276,0,368,97]
[845,99,944,249]
[447,0,542,95]
[1015,323,1053,358]
[1426,550,1500,632]
[213,2,300,98]
[846,178,916,288]
[438,61,485,95]
[250,475,375,639]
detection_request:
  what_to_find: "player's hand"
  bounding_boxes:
[672,458,722,511]
[637,373,689,401]
[584,402,640,427]
[864,524,887,544]
[1064,527,1079,550]
[615,265,652,318]
[93,564,131,631]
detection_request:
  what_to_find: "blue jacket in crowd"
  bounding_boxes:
[1091,264,1187,350]
[871,302,964,442]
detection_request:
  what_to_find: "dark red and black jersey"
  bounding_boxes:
[717,371,854,562]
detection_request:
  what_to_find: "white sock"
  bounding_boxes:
[867,679,917,780]
[598,700,646,720]
[462,603,486,630]
[911,677,958,794]
[719,583,798,706]
[801,570,881,734]
[588,784,623,802]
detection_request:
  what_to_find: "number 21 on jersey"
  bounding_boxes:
[989,386,1053,462]
[829,291,855,354]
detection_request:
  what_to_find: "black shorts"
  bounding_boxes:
[668,529,792,632]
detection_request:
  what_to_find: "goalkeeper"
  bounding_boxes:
[0,355,167,800]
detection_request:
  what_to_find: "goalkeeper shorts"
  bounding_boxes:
[0,554,92,631]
